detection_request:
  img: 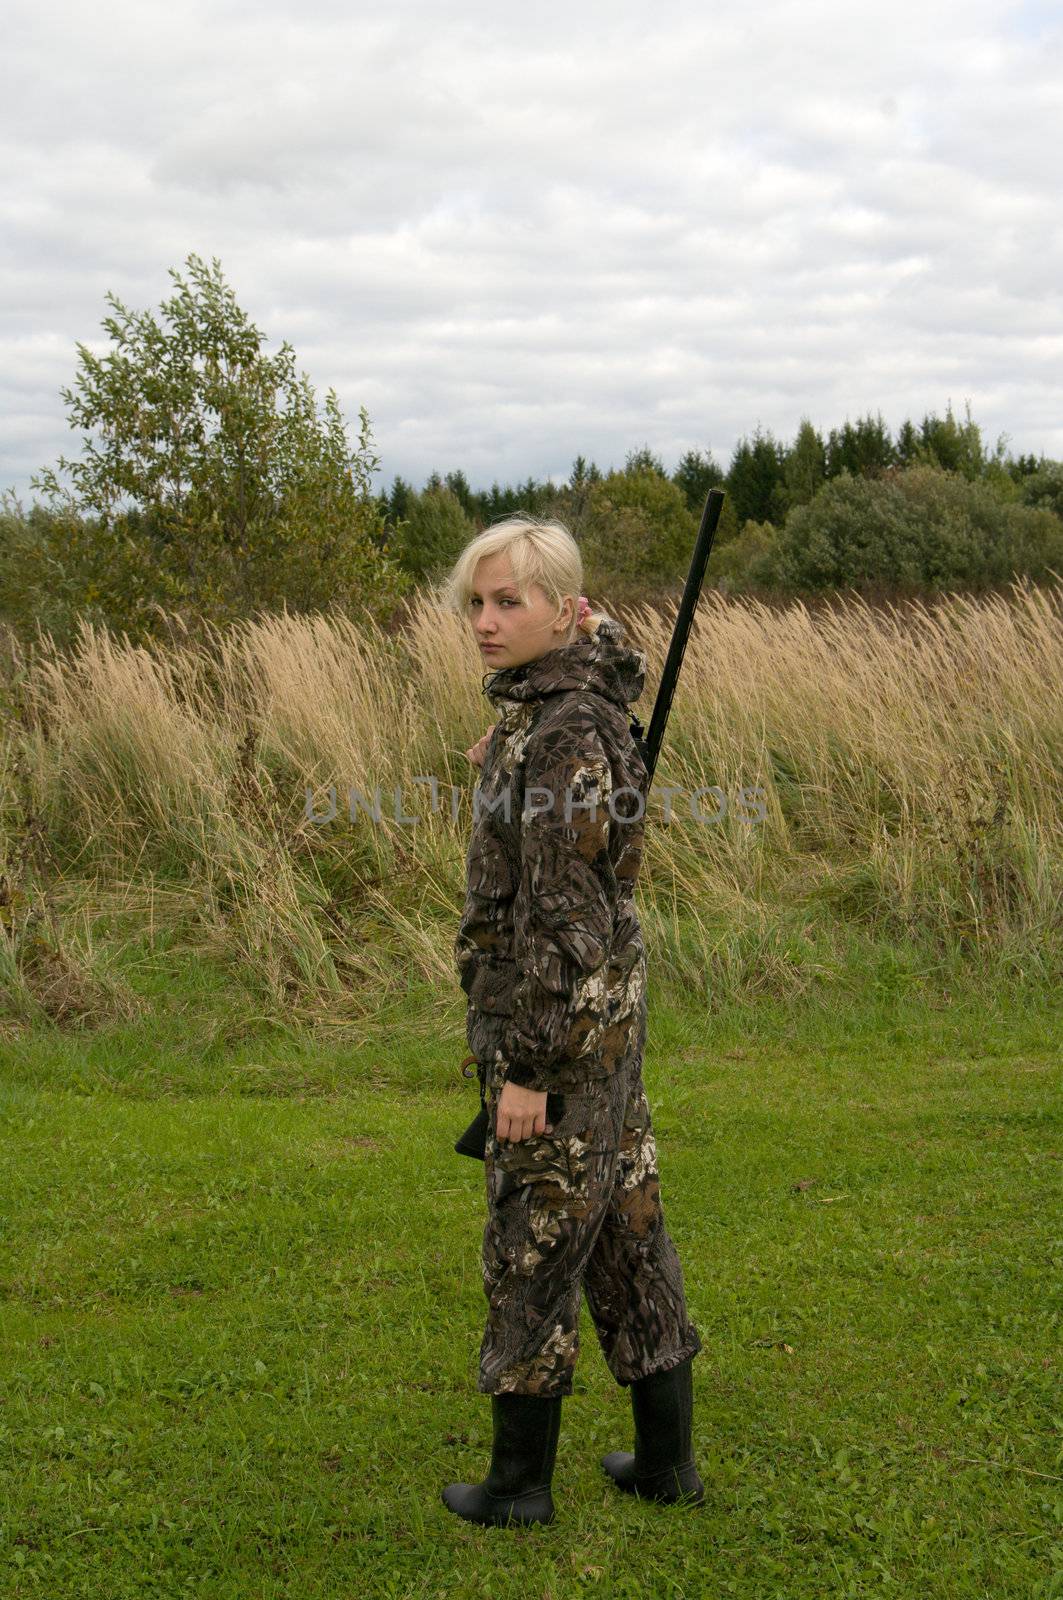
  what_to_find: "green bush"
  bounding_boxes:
[391,486,477,581]
[0,497,190,650]
[772,466,1063,592]
[1020,460,1063,521]
[710,519,784,592]
[579,468,697,593]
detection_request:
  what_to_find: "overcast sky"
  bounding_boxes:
[3,0,1061,505]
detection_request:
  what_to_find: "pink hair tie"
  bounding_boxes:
[577,595,591,624]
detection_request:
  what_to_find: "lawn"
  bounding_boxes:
[1,977,1060,1599]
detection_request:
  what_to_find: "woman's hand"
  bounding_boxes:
[465,724,498,768]
[496,1080,553,1143]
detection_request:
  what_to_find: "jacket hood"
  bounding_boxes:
[481,616,646,711]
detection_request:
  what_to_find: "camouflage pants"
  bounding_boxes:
[477,1052,703,1398]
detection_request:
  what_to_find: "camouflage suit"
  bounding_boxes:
[454,618,702,1398]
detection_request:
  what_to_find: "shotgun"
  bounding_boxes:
[455,487,727,1160]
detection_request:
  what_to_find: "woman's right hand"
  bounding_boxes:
[465,724,498,768]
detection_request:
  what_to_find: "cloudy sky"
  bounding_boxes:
[3,0,1061,504]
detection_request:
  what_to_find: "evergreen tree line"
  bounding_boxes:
[382,407,1059,532]
[378,408,1063,602]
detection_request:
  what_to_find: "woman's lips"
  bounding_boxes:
[480,643,502,652]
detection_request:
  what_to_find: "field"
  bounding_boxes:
[1,982,1060,1598]
[1,583,1061,1596]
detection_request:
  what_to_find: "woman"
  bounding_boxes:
[438,514,704,1527]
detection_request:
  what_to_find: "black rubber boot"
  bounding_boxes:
[601,1353,704,1505]
[442,1392,563,1526]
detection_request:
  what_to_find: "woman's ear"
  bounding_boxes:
[554,595,577,635]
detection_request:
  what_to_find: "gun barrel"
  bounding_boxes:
[631,487,725,787]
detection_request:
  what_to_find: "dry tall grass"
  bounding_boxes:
[2,579,1060,1032]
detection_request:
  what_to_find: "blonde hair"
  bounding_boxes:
[436,512,608,640]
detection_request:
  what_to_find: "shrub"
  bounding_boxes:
[391,486,477,581]
[579,469,697,594]
[1020,460,1063,522]
[773,466,1063,592]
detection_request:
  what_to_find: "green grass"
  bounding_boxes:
[1,967,1061,1598]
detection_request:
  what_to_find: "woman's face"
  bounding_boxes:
[469,552,576,670]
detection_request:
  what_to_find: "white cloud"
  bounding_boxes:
[2,0,1061,504]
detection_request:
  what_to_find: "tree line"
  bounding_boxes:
[2,253,1061,653]
[384,409,1059,534]
[380,412,1063,603]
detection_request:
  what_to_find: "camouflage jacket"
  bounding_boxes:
[454,617,650,1096]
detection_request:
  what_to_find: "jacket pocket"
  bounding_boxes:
[466,961,517,1016]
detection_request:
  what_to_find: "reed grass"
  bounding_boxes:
[1,578,1060,1034]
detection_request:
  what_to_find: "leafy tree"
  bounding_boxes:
[392,485,476,581]
[709,518,784,593]
[0,494,181,649]
[579,467,696,594]
[1019,460,1063,521]
[30,253,407,633]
